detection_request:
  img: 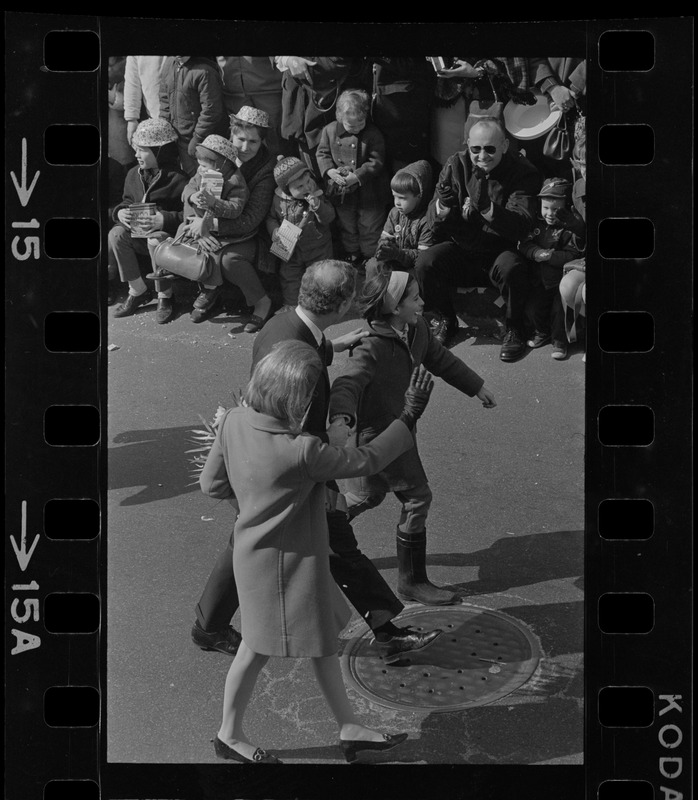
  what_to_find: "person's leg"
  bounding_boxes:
[110,226,155,317]
[559,268,586,343]
[327,503,404,631]
[394,484,457,605]
[550,288,567,346]
[415,242,489,342]
[489,249,532,361]
[335,199,361,260]
[312,654,394,741]
[192,532,242,656]
[177,138,198,177]
[216,639,270,759]
[220,243,272,323]
[278,261,305,308]
[526,279,553,348]
[357,202,389,261]
[146,234,176,324]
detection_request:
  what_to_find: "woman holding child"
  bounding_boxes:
[173,106,278,332]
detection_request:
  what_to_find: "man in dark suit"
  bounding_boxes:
[192,260,442,662]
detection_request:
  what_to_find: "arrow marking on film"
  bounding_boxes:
[10,501,40,572]
[10,139,40,207]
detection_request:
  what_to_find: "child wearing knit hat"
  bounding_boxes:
[266,156,336,311]
[518,177,586,360]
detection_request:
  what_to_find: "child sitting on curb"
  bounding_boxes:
[367,158,435,275]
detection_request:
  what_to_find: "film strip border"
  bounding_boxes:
[4,14,693,800]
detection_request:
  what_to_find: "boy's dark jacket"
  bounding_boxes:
[378,159,435,268]
[428,149,542,253]
[330,316,483,490]
[111,165,188,234]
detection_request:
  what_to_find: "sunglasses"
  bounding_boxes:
[469,145,498,155]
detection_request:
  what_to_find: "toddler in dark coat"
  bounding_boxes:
[519,177,586,360]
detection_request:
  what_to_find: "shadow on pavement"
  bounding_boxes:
[371,529,584,593]
[109,424,204,505]
[500,600,583,659]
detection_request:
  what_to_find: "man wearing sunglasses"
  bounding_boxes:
[415,117,543,360]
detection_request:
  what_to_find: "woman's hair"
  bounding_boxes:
[230,118,268,142]
[244,340,323,431]
[336,88,370,120]
[298,259,356,315]
[359,262,416,323]
[390,170,421,196]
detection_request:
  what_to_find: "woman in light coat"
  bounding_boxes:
[200,339,433,764]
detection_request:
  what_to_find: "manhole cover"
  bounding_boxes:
[341,605,540,712]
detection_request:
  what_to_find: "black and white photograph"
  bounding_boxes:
[106,45,586,767]
[4,14,693,800]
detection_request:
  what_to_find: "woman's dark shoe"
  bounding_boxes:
[243,302,275,333]
[212,736,282,764]
[155,297,175,325]
[340,732,409,764]
[113,289,154,318]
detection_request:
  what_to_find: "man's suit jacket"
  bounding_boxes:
[251,310,334,438]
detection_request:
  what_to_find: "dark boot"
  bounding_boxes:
[396,529,459,606]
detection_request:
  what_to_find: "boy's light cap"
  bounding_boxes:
[132,118,178,147]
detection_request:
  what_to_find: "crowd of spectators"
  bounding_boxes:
[108,55,587,362]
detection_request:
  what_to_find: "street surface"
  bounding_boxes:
[107,284,584,766]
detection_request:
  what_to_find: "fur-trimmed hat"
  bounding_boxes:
[273,156,312,192]
[132,118,178,148]
[538,177,572,199]
[230,105,271,129]
[195,134,238,165]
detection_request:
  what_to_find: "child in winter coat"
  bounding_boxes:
[159,56,227,177]
[157,134,250,324]
[266,156,336,311]
[329,264,497,607]
[368,159,435,274]
[109,118,188,323]
[316,88,391,269]
[519,177,586,360]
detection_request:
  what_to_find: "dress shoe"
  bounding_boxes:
[191,620,242,656]
[190,286,222,323]
[499,328,526,362]
[155,297,175,325]
[428,312,458,346]
[340,732,408,764]
[212,736,282,763]
[113,289,154,318]
[374,626,442,664]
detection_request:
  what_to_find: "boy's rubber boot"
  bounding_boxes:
[396,529,460,606]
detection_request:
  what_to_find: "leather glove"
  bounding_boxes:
[399,366,435,430]
[436,180,460,208]
[467,166,491,212]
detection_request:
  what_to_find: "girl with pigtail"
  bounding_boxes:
[329,262,497,606]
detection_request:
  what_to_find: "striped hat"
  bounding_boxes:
[273,156,311,192]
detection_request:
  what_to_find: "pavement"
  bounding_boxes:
[106,280,584,767]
